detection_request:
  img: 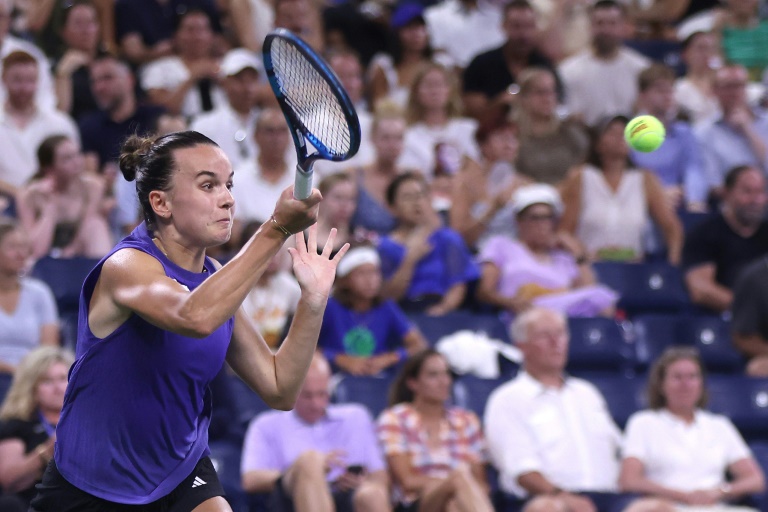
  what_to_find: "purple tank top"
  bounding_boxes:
[54,222,234,504]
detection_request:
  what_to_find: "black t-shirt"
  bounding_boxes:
[78,104,166,169]
[732,257,768,341]
[0,418,50,503]
[462,46,563,100]
[682,213,768,289]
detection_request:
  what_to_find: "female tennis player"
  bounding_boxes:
[30,130,348,512]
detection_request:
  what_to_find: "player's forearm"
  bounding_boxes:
[180,224,288,335]
[271,291,329,403]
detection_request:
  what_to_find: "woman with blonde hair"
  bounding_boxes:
[399,63,480,187]
[513,66,589,186]
[620,347,765,511]
[0,347,74,511]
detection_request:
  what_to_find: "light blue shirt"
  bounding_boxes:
[695,110,768,188]
[631,120,708,204]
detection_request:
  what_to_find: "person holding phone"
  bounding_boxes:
[241,352,391,512]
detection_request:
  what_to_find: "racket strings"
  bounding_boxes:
[271,40,353,157]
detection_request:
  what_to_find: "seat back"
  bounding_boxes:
[452,375,507,419]
[707,376,768,441]
[593,262,690,315]
[566,317,637,375]
[583,374,648,428]
[332,374,395,418]
[407,311,510,346]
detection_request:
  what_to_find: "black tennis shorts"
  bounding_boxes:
[29,456,226,512]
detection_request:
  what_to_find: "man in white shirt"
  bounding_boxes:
[232,107,295,236]
[0,51,79,197]
[484,307,635,512]
[190,48,261,170]
[0,0,55,110]
[424,0,506,70]
[558,0,650,127]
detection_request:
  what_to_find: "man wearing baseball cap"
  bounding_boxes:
[190,48,264,168]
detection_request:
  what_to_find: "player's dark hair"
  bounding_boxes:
[724,164,759,191]
[388,349,446,405]
[119,131,219,229]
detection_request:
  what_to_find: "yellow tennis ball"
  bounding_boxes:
[624,115,666,153]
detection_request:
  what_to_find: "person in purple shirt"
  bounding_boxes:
[29,131,348,512]
[378,172,480,315]
[241,351,391,512]
[630,63,709,213]
[319,244,427,376]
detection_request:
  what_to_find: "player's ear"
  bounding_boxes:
[149,190,171,220]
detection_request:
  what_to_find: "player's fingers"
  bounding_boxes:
[294,231,307,255]
[331,243,351,263]
[307,223,318,254]
[321,228,337,258]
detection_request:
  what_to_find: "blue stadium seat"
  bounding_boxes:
[452,375,507,419]
[209,440,249,512]
[707,376,768,442]
[679,315,744,374]
[228,375,271,429]
[566,317,637,375]
[0,372,11,404]
[631,314,679,369]
[331,374,395,418]
[407,311,511,346]
[30,256,100,348]
[583,374,648,428]
[748,442,768,510]
[593,262,691,315]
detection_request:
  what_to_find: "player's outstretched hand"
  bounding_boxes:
[272,185,323,235]
[288,225,349,302]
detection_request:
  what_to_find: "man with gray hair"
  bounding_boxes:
[241,351,391,512]
[484,307,636,512]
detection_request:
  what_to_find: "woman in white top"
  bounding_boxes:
[620,347,765,511]
[559,115,683,265]
[0,221,59,375]
[400,63,480,188]
[675,31,722,126]
[367,4,433,111]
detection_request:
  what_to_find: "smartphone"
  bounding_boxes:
[347,464,364,475]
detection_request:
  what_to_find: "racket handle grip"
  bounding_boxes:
[293,163,313,200]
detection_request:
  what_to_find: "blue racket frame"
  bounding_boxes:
[262,29,361,199]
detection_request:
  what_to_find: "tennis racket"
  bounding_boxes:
[262,29,361,199]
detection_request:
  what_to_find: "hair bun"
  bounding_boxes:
[118,135,155,182]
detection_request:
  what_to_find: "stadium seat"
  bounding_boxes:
[331,374,395,418]
[679,315,744,373]
[631,314,679,369]
[209,440,249,512]
[748,442,768,510]
[0,372,11,404]
[452,374,508,419]
[407,311,511,346]
[30,256,100,348]
[583,373,648,428]
[566,317,637,375]
[228,374,271,429]
[593,261,691,315]
[707,375,768,442]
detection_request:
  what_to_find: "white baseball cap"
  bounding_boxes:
[219,48,263,78]
[511,184,563,216]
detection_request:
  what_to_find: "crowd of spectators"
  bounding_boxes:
[3,0,768,509]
